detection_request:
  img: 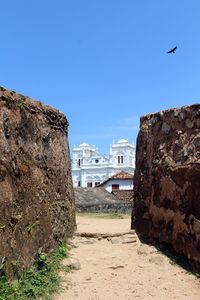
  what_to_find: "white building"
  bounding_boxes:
[72,139,135,187]
[97,171,134,193]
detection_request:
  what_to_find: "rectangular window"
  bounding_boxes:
[118,156,123,164]
[78,159,81,166]
[112,184,119,191]
[95,182,100,186]
[78,181,81,187]
[87,182,93,187]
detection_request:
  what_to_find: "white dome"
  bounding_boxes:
[117,139,128,143]
[79,142,89,147]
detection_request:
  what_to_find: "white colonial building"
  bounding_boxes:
[72,139,135,187]
[97,171,134,193]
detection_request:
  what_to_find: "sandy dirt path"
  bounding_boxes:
[54,215,200,300]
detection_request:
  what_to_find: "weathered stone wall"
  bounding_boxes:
[75,187,132,214]
[0,87,76,277]
[132,104,200,272]
[76,202,133,214]
[75,187,119,204]
[112,190,134,203]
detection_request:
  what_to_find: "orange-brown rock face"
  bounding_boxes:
[132,104,200,272]
[0,87,76,277]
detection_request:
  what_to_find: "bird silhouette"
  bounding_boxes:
[167,46,177,54]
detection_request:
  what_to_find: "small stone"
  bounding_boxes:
[161,122,170,134]
[174,109,179,116]
[62,258,81,270]
[194,136,200,148]
[185,119,193,129]
[108,265,125,269]
[80,240,96,245]
[122,238,137,244]
[67,238,74,245]
[138,264,151,268]
[181,108,187,119]
[111,239,120,244]
[71,261,81,270]
[86,277,91,280]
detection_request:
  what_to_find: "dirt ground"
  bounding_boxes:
[54,215,200,300]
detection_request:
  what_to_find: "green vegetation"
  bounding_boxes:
[13,148,23,161]
[13,147,28,163]
[26,221,40,233]
[13,201,20,209]
[0,241,71,300]
[77,212,130,219]
[0,257,6,272]
[18,103,24,110]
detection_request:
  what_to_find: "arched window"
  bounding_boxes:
[118,155,123,164]
[76,176,81,187]
[76,155,82,167]
[116,151,125,165]
[94,176,101,186]
[86,176,93,187]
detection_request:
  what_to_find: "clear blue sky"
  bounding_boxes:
[1,1,200,155]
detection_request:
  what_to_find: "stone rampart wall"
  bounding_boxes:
[112,190,134,203]
[132,104,200,272]
[0,87,75,277]
[76,202,133,214]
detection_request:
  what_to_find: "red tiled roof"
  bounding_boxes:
[109,171,133,180]
[97,171,133,187]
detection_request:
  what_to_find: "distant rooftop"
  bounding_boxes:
[79,142,90,147]
[97,171,133,186]
[75,139,134,149]
[116,139,129,143]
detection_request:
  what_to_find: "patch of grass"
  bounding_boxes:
[0,240,71,300]
[77,212,130,219]
[18,103,24,110]
[26,221,40,233]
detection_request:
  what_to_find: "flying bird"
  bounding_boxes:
[167,46,177,54]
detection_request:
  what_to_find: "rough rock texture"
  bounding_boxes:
[132,104,200,272]
[0,86,76,278]
[75,187,132,214]
[112,190,134,203]
[76,202,133,214]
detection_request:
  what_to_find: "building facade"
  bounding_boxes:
[97,171,134,202]
[97,171,134,193]
[72,139,135,187]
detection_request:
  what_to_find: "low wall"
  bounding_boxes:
[76,202,133,214]
[0,87,76,278]
[74,187,119,204]
[112,190,134,203]
[132,104,200,272]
